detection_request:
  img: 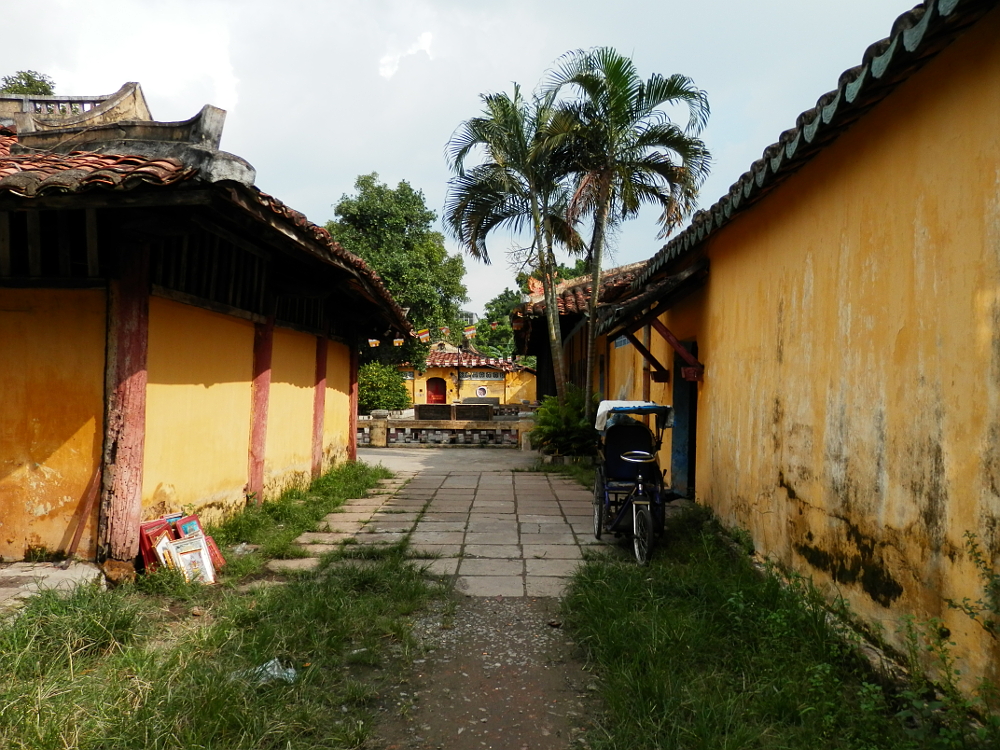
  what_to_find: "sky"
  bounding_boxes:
[3,0,914,315]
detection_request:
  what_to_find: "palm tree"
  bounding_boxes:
[445,85,584,403]
[544,48,711,420]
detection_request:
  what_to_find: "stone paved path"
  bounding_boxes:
[271,448,601,598]
[0,562,103,616]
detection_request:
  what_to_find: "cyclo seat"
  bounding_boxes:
[603,420,658,486]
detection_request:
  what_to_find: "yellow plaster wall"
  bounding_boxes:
[0,289,105,560]
[142,297,253,524]
[606,334,645,402]
[323,341,351,470]
[265,328,315,492]
[642,9,1000,687]
[401,366,534,405]
[505,369,537,404]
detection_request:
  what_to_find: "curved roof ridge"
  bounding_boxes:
[635,0,998,287]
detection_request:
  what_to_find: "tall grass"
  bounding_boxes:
[0,461,433,750]
[563,507,999,750]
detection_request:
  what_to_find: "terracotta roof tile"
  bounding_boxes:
[521,262,646,316]
[0,129,409,332]
[424,351,529,372]
[0,133,15,158]
[0,150,197,196]
[249,187,409,329]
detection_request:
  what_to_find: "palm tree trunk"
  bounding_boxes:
[540,243,567,404]
[583,180,612,423]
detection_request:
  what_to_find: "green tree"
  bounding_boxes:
[0,70,55,95]
[544,48,711,419]
[474,287,521,358]
[445,85,584,403]
[327,173,468,365]
[357,362,411,414]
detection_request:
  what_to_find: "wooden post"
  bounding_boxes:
[311,336,327,478]
[248,317,274,504]
[348,345,359,461]
[99,245,150,563]
[0,212,10,277]
[642,322,651,402]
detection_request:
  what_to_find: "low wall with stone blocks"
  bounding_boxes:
[357,419,533,449]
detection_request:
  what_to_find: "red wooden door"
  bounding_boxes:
[426,377,447,404]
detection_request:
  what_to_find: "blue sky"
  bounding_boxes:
[4,0,913,313]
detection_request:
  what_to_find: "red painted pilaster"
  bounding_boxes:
[312,336,328,478]
[248,316,274,505]
[348,344,359,461]
[99,245,150,562]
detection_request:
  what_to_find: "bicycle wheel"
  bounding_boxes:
[592,469,605,540]
[633,506,654,565]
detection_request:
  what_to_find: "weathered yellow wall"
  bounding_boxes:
[637,9,1000,687]
[505,369,537,404]
[401,366,534,405]
[0,289,105,560]
[266,327,315,492]
[323,341,351,470]
[606,334,645,402]
[143,297,253,524]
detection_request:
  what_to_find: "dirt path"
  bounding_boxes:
[371,596,596,750]
[353,448,602,750]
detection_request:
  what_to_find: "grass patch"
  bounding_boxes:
[206,460,393,578]
[564,506,999,750]
[524,460,595,489]
[0,460,437,750]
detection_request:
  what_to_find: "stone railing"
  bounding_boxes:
[358,418,534,449]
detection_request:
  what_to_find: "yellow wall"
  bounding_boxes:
[265,327,315,492]
[401,365,535,405]
[323,341,351,470]
[619,9,1000,687]
[0,289,105,560]
[143,297,253,524]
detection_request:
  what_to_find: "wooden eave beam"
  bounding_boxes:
[649,317,704,381]
[622,330,671,383]
[604,260,708,340]
[214,187,360,277]
[0,188,214,213]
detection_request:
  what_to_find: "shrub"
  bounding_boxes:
[358,361,411,414]
[529,384,597,456]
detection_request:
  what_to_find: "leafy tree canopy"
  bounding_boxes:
[327,173,468,366]
[357,362,411,414]
[0,70,55,96]
[474,288,521,358]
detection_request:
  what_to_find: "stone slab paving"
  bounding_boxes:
[0,561,104,615]
[350,448,614,598]
[280,450,630,597]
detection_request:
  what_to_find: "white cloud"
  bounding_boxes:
[379,31,434,79]
[0,0,914,313]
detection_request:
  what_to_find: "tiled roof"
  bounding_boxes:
[521,262,645,316]
[0,127,409,332]
[245,187,410,328]
[424,351,530,373]
[636,0,1000,287]
[0,150,197,196]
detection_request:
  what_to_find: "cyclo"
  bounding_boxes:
[593,400,676,564]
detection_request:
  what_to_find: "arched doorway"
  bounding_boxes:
[426,377,447,404]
